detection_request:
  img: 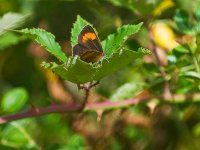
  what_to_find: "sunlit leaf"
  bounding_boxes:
[52,48,149,84]
[102,23,143,58]
[0,32,20,50]
[172,44,190,53]
[19,28,68,63]
[179,71,200,80]
[110,82,143,101]
[0,12,29,36]
[1,87,28,113]
[2,123,28,147]
[194,3,200,22]
[2,120,38,149]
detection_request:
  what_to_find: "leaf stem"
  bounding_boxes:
[193,54,200,73]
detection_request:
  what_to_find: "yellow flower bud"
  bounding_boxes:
[151,22,179,51]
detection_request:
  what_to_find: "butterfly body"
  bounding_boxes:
[73,25,104,63]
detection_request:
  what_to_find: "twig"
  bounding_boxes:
[148,29,173,100]
[78,81,100,111]
[0,93,149,125]
[0,92,200,124]
[0,103,82,124]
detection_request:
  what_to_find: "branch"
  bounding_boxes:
[1,92,200,124]
[0,93,150,124]
[0,103,82,124]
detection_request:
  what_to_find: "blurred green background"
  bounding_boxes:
[1,0,200,150]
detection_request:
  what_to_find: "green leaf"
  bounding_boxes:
[179,71,200,80]
[108,0,162,15]
[58,134,86,150]
[2,123,29,147]
[174,10,194,35]
[71,15,90,47]
[193,122,200,136]
[41,61,51,68]
[172,44,190,53]
[110,83,143,101]
[108,0,135,11]
[102,23,143,58]
[193,22,200,34]
[0,12,29,36]
[67,134,86,149]
[1,87,28,113]
[0,32,20,50]
[194,3,200,22]
[51,48,148,84]
[19,28,67,63]
[2,120,38,149]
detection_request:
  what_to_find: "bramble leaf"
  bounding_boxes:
[51,48,149,84]
[102,23,143,58]
[0,12,29,36]
[0,32,20,50]
[19,28,68,63]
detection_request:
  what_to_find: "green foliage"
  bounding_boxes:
[1,87,28,113]
[0,32,21,50]
[108,0,163,15]
[174,10,194,34]
[102,23,143,58]
[2,124,29,147]
[19,15,148,84]
[63,134,86,150]
[194,3,200,22]
[0,12,29,36]
[19,28,68,63]
[1,120,39,149]
[110,82,143,101]
[179,71,200,80]
[52,49,148,84]
[3,1,200,150]
[174,4,200,35]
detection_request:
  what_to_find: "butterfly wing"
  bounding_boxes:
[77,25,103,52]
[72,25,104,63]
[80,51,104,63]
[73,44,104,63]
[73,44,87,56]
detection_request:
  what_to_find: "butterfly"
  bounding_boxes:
[72,25,104,63]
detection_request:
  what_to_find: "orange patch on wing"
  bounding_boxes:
[82,32,96,43]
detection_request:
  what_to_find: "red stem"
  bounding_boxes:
[1,92,200,124]
[0,96,149,124]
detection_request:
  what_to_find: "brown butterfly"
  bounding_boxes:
[73,25,104,63]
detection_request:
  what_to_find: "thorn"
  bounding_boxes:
[97,110,103,122]
[30,104,39,113]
